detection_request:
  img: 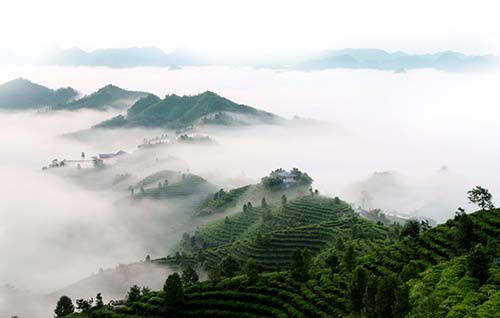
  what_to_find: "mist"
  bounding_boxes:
[1,65,500,316]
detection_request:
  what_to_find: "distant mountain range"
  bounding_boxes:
[94,91,282,129]
[0,78,78,110]
[1,47,498,71]
[0,79,146,111]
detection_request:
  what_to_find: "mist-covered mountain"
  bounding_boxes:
[296,48,499,71]
[0,78,78,110]
[94,91,281,129]
[2,46,498,72]
[51,84,148,111]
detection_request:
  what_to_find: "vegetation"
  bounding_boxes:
[94,91,281,129]
[56,185,500,318]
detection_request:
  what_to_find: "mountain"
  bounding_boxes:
[5,47,498,71]
[296,48,499,71]
[59,190,499,318]
[52,84,148,111]
[94,91,282,129]
[43,46,206,68]
[0,78,78,110]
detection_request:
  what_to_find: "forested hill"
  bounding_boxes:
[51,84,148,111]
[57,198,499,317]
[0,78,78,110]
[93,91,282,129]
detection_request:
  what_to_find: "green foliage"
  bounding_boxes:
[466,244,490,284]
[75,298,93,314]
[220,256,241,278]
[290,248,312,282]
[163,273,184,306]
[127,285,141,304]
[181,265,199,286]
[95,293,104,309]
[454,208,476,250]
[343,244,356,272]
[402,219,421,238]
[96,91,279,129]
[244,258,261,282]
[349,266,368,313]
[54,296,74,317]
[467,186,494,210]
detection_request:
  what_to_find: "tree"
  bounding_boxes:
[290,248,312,282]
[281,194,287,206]
[164,179,169,187]
[363,275,378,318]
[181,265,199,285]
[261,197,268,208]
[343,244,356,272]
[244,258,261,281]
[145,254,151,262]
[207,266,221,283]
[325,253,340,274]
[140,185,145,194]
[336,237,345,251]
[420,219,431,232]
[454,207,476,250]
[402,219,420,238]
[393,283,411,318]
[220,256,241,278]
[95,293,104,309]
[467,186,494,210]
[54,296,74,317]
[126,285,141,303]
[349,266,368,314]
[467,244,490,285]
[163,273,184,306]
[75,298,93,314]
[375,275,397,318]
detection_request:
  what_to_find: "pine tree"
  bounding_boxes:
[363,275,378,318]
[181,265,199,286]
[220,256,241,278]
[375,275,397,317]
[54,296,74,317]
[349,266,368,314]
[467,244,490,285]
[126,285,141,303]
[163,273,184,307]
[95,293,104,309]
[290,248,311,282]
[393,283,411,318]
[343,244,356,272]
[244,258,261,281]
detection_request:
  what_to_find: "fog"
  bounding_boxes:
[1,65,500,316]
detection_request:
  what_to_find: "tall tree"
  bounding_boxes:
[343,244,356,272]
[126,285,141,303]
[220,256,241,278]
[349,266,368,314]
[363,275,378,318]
[402,220,420,238]
[325,253,340,274]
[393,283,411,318]
[54,296,74,317]
[454,208,476,250]
[95,293,104,309]
[163,273,184,306]
[467,186,494,210]
[244,258,261,282]
[290,248,312,282]
[181,265,199,286]
[261,197,268,208]
[375,275,397,317]
[467,244,490,285]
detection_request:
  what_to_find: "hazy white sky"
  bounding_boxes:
[1,0,499,54]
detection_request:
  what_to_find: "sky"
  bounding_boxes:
[1,0,499,55]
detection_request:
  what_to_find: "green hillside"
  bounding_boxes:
[94,91,281,129]
[53,84,148,111]
[0,78,78,110]
[54,184,499,318]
